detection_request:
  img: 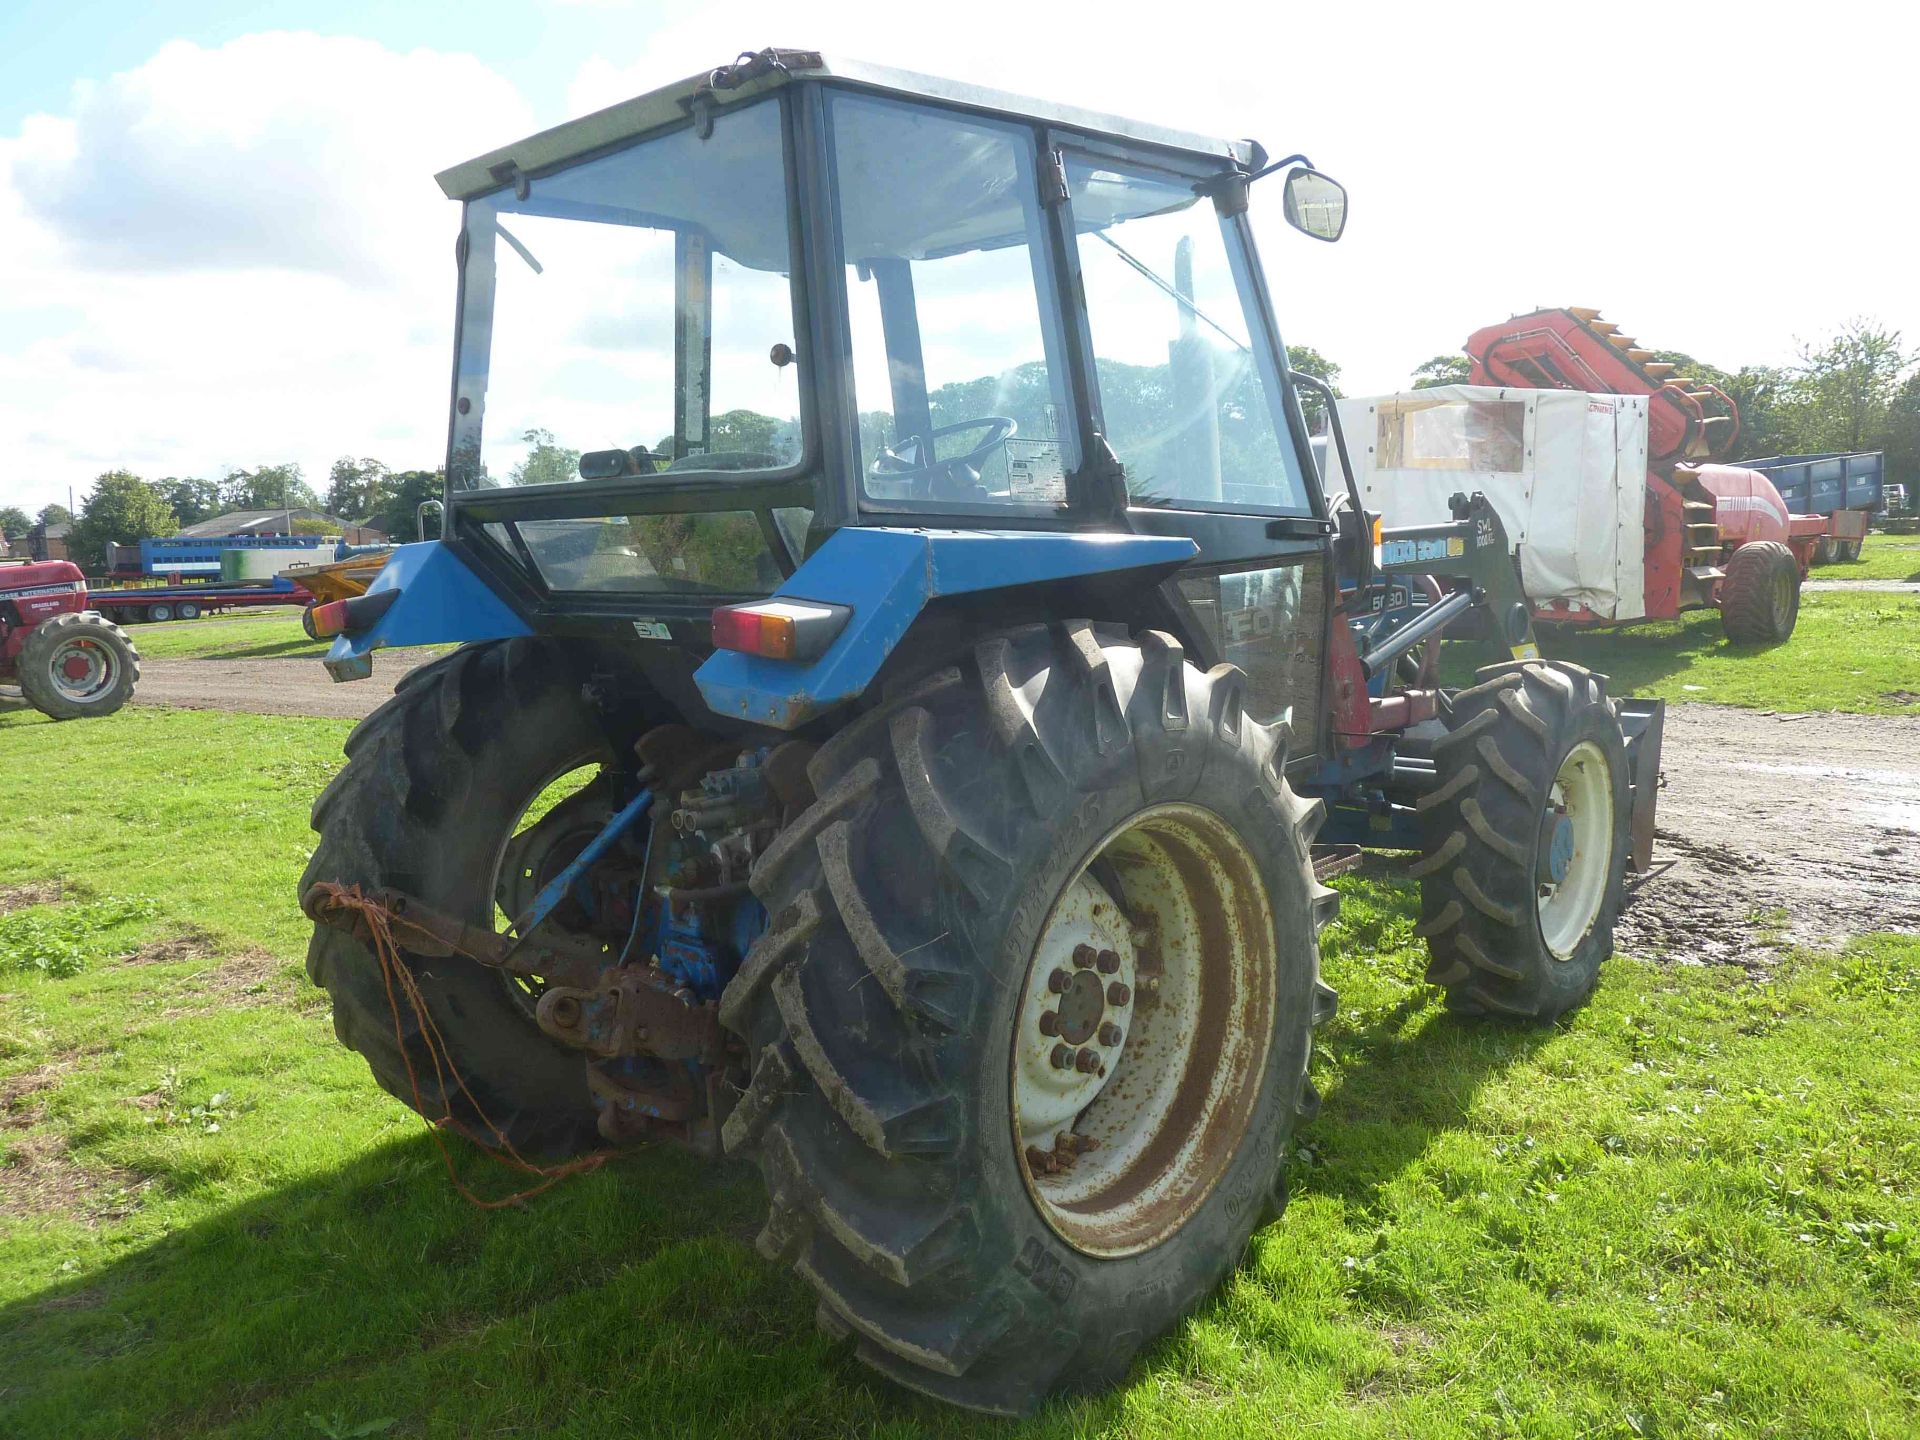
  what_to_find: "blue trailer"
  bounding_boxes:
[1738,451,1883,561]
[103,533,335,579]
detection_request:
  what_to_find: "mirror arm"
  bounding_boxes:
[1197,152,1317,217]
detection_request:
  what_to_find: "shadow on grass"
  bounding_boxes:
[0,975,1549,1438]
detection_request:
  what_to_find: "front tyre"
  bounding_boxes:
[18,611,140,719]
[1414,661,1630,1023]
[719,622,1338,1414]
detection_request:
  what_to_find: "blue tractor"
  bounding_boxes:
[300,50,1661,1414]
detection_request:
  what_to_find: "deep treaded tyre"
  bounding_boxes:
[18,610,140,719]
[299,639,620,1160]
[1720,540,1800,644]
[719,621,1338,1414]
[1414,660,1630,1024]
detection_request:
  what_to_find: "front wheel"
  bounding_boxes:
[1414,661,1630,1023]
[720,622,1338,1413]
[17,611,140,719]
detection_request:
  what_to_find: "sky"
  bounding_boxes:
[1,0,1913,516]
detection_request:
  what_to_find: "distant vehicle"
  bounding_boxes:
[1885,483,1910,517]
[0,559,139,719]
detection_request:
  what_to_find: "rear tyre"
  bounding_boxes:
[1720,540,1800,644]
[176,600,202,620]
[17,611,140,720]
[1841,538,1863,562]
[720,622,1338,1414]
[299,639,625,1160]
[1414,660,1629,1024]
[147,602,175,623]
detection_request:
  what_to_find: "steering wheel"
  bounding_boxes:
[869,416,1017,499]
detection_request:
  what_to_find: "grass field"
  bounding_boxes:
[1830,532,1920,582]
[1439,588,1920,715]
[4,697,1919,1437]
[122,610,449,665]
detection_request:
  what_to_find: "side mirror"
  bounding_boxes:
[1282,167,1347,242]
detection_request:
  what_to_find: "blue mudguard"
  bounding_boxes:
[324,541,532,682]
[694,527,1197,729]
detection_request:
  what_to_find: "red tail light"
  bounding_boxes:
[710,599,849,661]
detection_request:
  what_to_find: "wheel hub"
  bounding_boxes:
[1011,805,1279,1258]
[1536,740,1613,958]
[50,639,112,702]
[1013,875,1135,1144]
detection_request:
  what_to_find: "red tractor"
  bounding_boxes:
[0,559,140,719]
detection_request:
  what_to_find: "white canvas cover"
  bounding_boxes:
[1330,385,1650,621]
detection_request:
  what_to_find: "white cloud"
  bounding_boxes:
[0,33,534,513]
[565,2,1918,398]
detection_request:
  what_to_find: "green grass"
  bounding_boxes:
[126,612,446,663]
[1824,533,1920,582]
[4,706,1919,1437]
[1457,589,1920,714]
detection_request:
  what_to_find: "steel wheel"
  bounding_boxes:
[148,602,174,622]
[48,635,118,705]
[1536,739,1613,958]
[1012,804,1279,1258]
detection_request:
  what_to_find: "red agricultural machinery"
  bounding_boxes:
[1337,306,1870,644]
[0,559,140,719]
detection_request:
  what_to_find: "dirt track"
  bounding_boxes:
[128,655,433,719]
[118,659,1920,962]
[1618,704,1920,965]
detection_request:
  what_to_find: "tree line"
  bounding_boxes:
[8,317,1909,574]
[2,460,447,572]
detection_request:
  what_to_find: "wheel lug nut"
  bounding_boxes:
[1048,968,1072,994]
[1072,943,1097,969]
[1038,1010,1060,1036]
[1050,1044,1075,1069]
[1107,981,1131,1007]
[1096,948,1120,974]
[1099,1021,1123,1046]
[1074,1048,1102,1074]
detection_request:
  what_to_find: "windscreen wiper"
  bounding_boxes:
[497,222,543,275]
[1089,230,1246,353]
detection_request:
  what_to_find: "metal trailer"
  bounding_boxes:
[86,575,314,624]
[1736,451,1882,562]
[103,533,336,579]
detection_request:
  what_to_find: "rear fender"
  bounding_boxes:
[323,542,531,681]
[694,526,1198,729]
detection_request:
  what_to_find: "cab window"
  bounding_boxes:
[1066,156,1308,513]
[829,93,1079,509]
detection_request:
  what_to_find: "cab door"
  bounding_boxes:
[1051,140,1334,756]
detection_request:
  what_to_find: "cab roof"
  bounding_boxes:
[435,48,1260,202]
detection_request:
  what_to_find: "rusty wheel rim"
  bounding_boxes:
[1011,804,1279,1258]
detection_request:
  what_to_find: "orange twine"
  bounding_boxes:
[322,885,616,1209]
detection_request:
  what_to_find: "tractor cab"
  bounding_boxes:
[420,50,1349,705]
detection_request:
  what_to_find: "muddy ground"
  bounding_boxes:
[127,655,432,719]
[1618,704,1920,965]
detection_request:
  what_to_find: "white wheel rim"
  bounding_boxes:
[1012,804,1278,1258]
[50,637,116,703]
[1537,740,1613,958]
